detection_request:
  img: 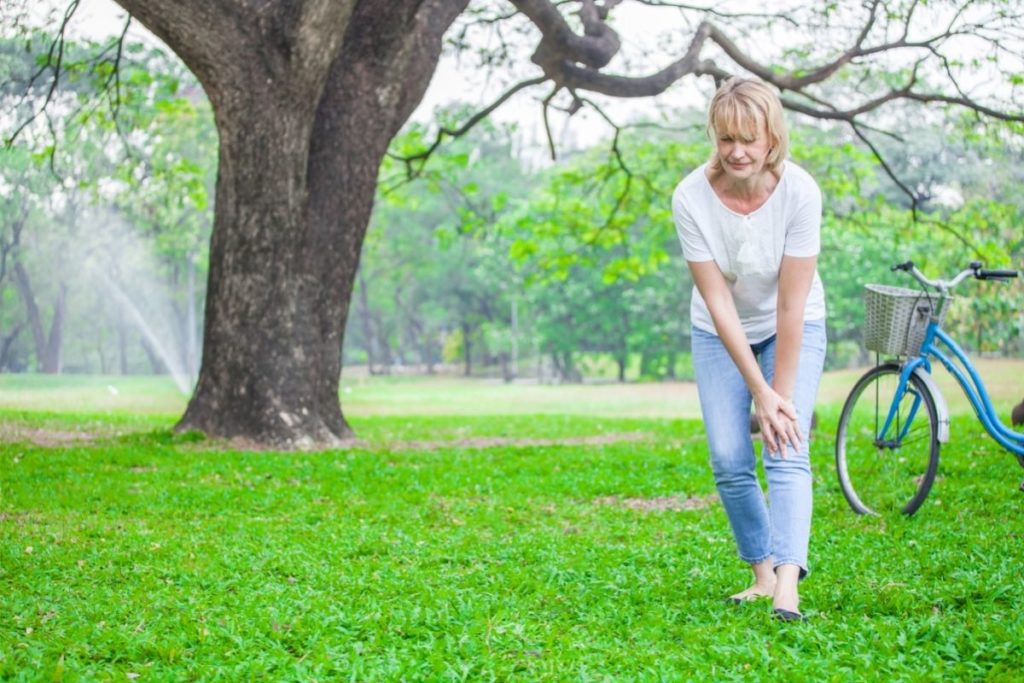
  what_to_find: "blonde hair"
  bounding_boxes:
[707,77,789,174]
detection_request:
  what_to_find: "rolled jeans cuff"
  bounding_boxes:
[774,559,809,581]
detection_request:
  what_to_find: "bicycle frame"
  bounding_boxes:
[837,261,1023,517]
[888,319,1024,457]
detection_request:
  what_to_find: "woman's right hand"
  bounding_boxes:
[753,386,802,457]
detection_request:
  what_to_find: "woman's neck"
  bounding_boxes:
[710,166,780,200]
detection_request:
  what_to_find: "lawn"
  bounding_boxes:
[2,370,1023,680]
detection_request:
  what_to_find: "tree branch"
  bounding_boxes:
[541,85,560,160]
[628,0,799,25]
[4,0,80,147]
[387,74,548,178]
[849,121,921,216]
[552,21,713,96]
[105,15,132,125]
[509,0,621,69]
[578,97,632,233]
[703,3,881,91]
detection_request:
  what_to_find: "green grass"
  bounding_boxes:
[2,374,1024,680]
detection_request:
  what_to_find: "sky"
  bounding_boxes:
[31,0,1020,165]
[47,0,711,160]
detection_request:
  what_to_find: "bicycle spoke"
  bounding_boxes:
[837,365,940,516]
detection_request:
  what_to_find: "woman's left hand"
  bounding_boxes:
[754,387,802,456]
[770,397,802,458]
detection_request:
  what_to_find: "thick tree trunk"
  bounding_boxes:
[116,0,469,447]
[177,95,334,444]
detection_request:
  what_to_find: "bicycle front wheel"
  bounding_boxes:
[836,363,940,516]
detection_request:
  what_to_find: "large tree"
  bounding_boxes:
[24,0,1023,447]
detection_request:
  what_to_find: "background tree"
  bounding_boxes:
[354,118,532,377]
[0,32,215,379]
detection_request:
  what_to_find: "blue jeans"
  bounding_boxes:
[691,320,827,579]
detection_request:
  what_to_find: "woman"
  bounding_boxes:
[672,77,827,621]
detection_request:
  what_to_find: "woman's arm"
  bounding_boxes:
[774,255,817,396]
[688,260,799,454]
[772,254,818,448]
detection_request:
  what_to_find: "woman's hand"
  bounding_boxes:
[753,387,802,457]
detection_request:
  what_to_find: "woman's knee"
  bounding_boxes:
[762,447,812,475]
[709,438,756,481]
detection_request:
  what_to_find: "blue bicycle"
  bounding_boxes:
[835,261,1023,516]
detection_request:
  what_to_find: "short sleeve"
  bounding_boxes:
[783,178,822,258]
[673,188,713,262]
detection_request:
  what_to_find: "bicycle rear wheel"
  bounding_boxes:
[836,363,940,516]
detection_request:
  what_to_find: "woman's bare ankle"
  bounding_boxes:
[730,560,776,600]
[772,564,801,613]
[752,559,776,591]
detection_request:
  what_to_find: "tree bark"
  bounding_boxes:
[0,322,23,371]
[461,321,472,376]
[551,351,564,381]
[499,351,512,384]
[12,263,64,373]
[45,283,66,374]
[95,339,107,375]
[115,0,469,447]
[13,262,45,371]
[562,351,582,383]
[117,307,130,375]
[639,350,654,378]
[374,311,394,375]
[355,271,377,374]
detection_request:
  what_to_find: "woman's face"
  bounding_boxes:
[714,122,772,182]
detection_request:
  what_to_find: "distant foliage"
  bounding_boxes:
[2,33,1020,378]
[354,111,1022,379]
[0,35,214,376]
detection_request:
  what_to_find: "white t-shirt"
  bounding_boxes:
[672,160,827,344]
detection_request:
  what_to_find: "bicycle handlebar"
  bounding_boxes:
[891,260,1020,293]
[976,269,1019,281]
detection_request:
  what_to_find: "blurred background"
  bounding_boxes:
[2,1,1021,393]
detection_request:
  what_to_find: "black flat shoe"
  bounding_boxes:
[727,593,771,605]
[773,608,805,622]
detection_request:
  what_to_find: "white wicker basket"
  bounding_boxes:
[863,284,951,357]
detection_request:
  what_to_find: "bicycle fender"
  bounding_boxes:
[911,367,950,443]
